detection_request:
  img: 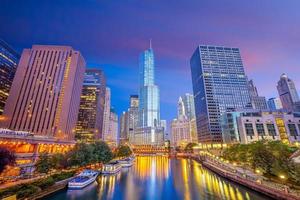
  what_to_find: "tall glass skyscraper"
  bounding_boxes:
[75,69,106,142]
[190,45,252,144]
[0,39,20,115]
[134,42,163,146]
[138,43,160,128]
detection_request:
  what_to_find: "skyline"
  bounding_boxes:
[1,0,300,122]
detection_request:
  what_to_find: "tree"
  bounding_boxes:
[68,143,95,167]
[51,153,68,169]
[92,141,113,163]
[0,147,16,173]
[115,145,132,158]
[184,143,197,153]
[35,153,52,174]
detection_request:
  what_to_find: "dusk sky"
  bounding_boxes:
[1,0,300,123]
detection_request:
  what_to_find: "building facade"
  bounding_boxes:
[190,45,252,144]
[75,69,106,143]
[181,93,196,120]
[268,97,283,111]
[107,108,118,147]
[102,87,111,141]
[0,39,20,114]
[248,80,268,110]
[128,95,139,143]
[135,43,163,145]
[119,111,129,144]
[221,111,300,144]
[277,74,300,112]
[171,118,191,147]
[0,45,86,141]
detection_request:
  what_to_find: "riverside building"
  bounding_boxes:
[190,45,252,145]
[0,39,20,115]
[75,69,106,143]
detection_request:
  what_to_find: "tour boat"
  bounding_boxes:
[101,161,122,174]
[118,158,134,167]
[68,170,99,189]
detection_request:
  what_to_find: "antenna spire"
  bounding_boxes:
[149,38,152,49]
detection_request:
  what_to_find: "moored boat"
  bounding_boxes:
[68,170,99,189]
[118,158,134,167]
[101,161,122,174]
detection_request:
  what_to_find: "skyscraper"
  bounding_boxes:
[119,111,129,144]
[180,93,196,120]
[248,80,268,110]
[134,42,163,145]
[138,42,160,128]
[0,39,20,115]
[267,97,283,111]
[102,87,111,141]
[0,45,85,140]
[128,95,139,143]
[277,74,300,112]
[75,69,106,142]
[108,108,119,147]
[190,45,252,144]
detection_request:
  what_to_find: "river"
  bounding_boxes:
[46,156,271,200]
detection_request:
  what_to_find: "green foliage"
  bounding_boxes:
[93,141,114,163]
[115,145,132,158]
[0,147,16,173]
[222,140,300,185]
[51,153,68,169]
[33,177,55,189]
[51,171,75,182]
[184,143,198,153]
[35,152,52,174]
[16,185,40,198]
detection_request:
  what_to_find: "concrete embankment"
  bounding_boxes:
[200,159,300,200]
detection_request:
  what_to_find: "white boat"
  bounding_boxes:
[68,170,99,189]
[118,158,134,167]
[102,161,122,174]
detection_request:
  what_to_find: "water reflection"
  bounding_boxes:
[47,156,271,200]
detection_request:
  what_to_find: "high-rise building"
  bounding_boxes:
[190,45,252,144]
[128,95,139,143]
[0,39,20,115]
[103,87,111,141]
[107,108,118,147]
[171,118,191,147]
[277,74,300,112]
[134,42,163,145]
[119,111,129,144]
[138,42,160,128]
[268,97,283,111]
[0,45,85,140]
[248,80,268,110]
[181,93,196,120]
[177,96,186,119]
[160,119,167,140]
[75,69,106,142]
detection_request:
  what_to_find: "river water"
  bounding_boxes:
[46,156,271,200]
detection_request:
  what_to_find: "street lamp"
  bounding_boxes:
[255,169,260,174]
[279,175,285,179]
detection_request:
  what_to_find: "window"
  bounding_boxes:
[288,124,298,137]
[267,124,276,137]
[256,123,265,136]
[245,123,254,136]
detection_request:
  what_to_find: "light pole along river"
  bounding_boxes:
[46,156,272,200]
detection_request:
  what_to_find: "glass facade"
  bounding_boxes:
[138,47,160,128]
[0,39,20,114]
[190,45,252,143]
[75,69,106,142]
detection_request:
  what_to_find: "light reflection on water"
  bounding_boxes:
[46,156,271,200]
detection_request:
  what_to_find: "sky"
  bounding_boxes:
[1,0,300,123]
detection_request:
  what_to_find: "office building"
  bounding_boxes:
[268,97,283,111]
[181,93,196,120]
[135,42,163,145]
[107,108,118,147]
[128,95,139,143]
[102,87,111,141]
[171,118,191,147]
[75,69,106,142]
[0,39,20,114]
[0,45,86,141]
[248,80,268,110]
[160,119,167,140]
[190,45,252,144]
[119,111,129,144]
[222,111,300,144]
[277,74,300,112]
